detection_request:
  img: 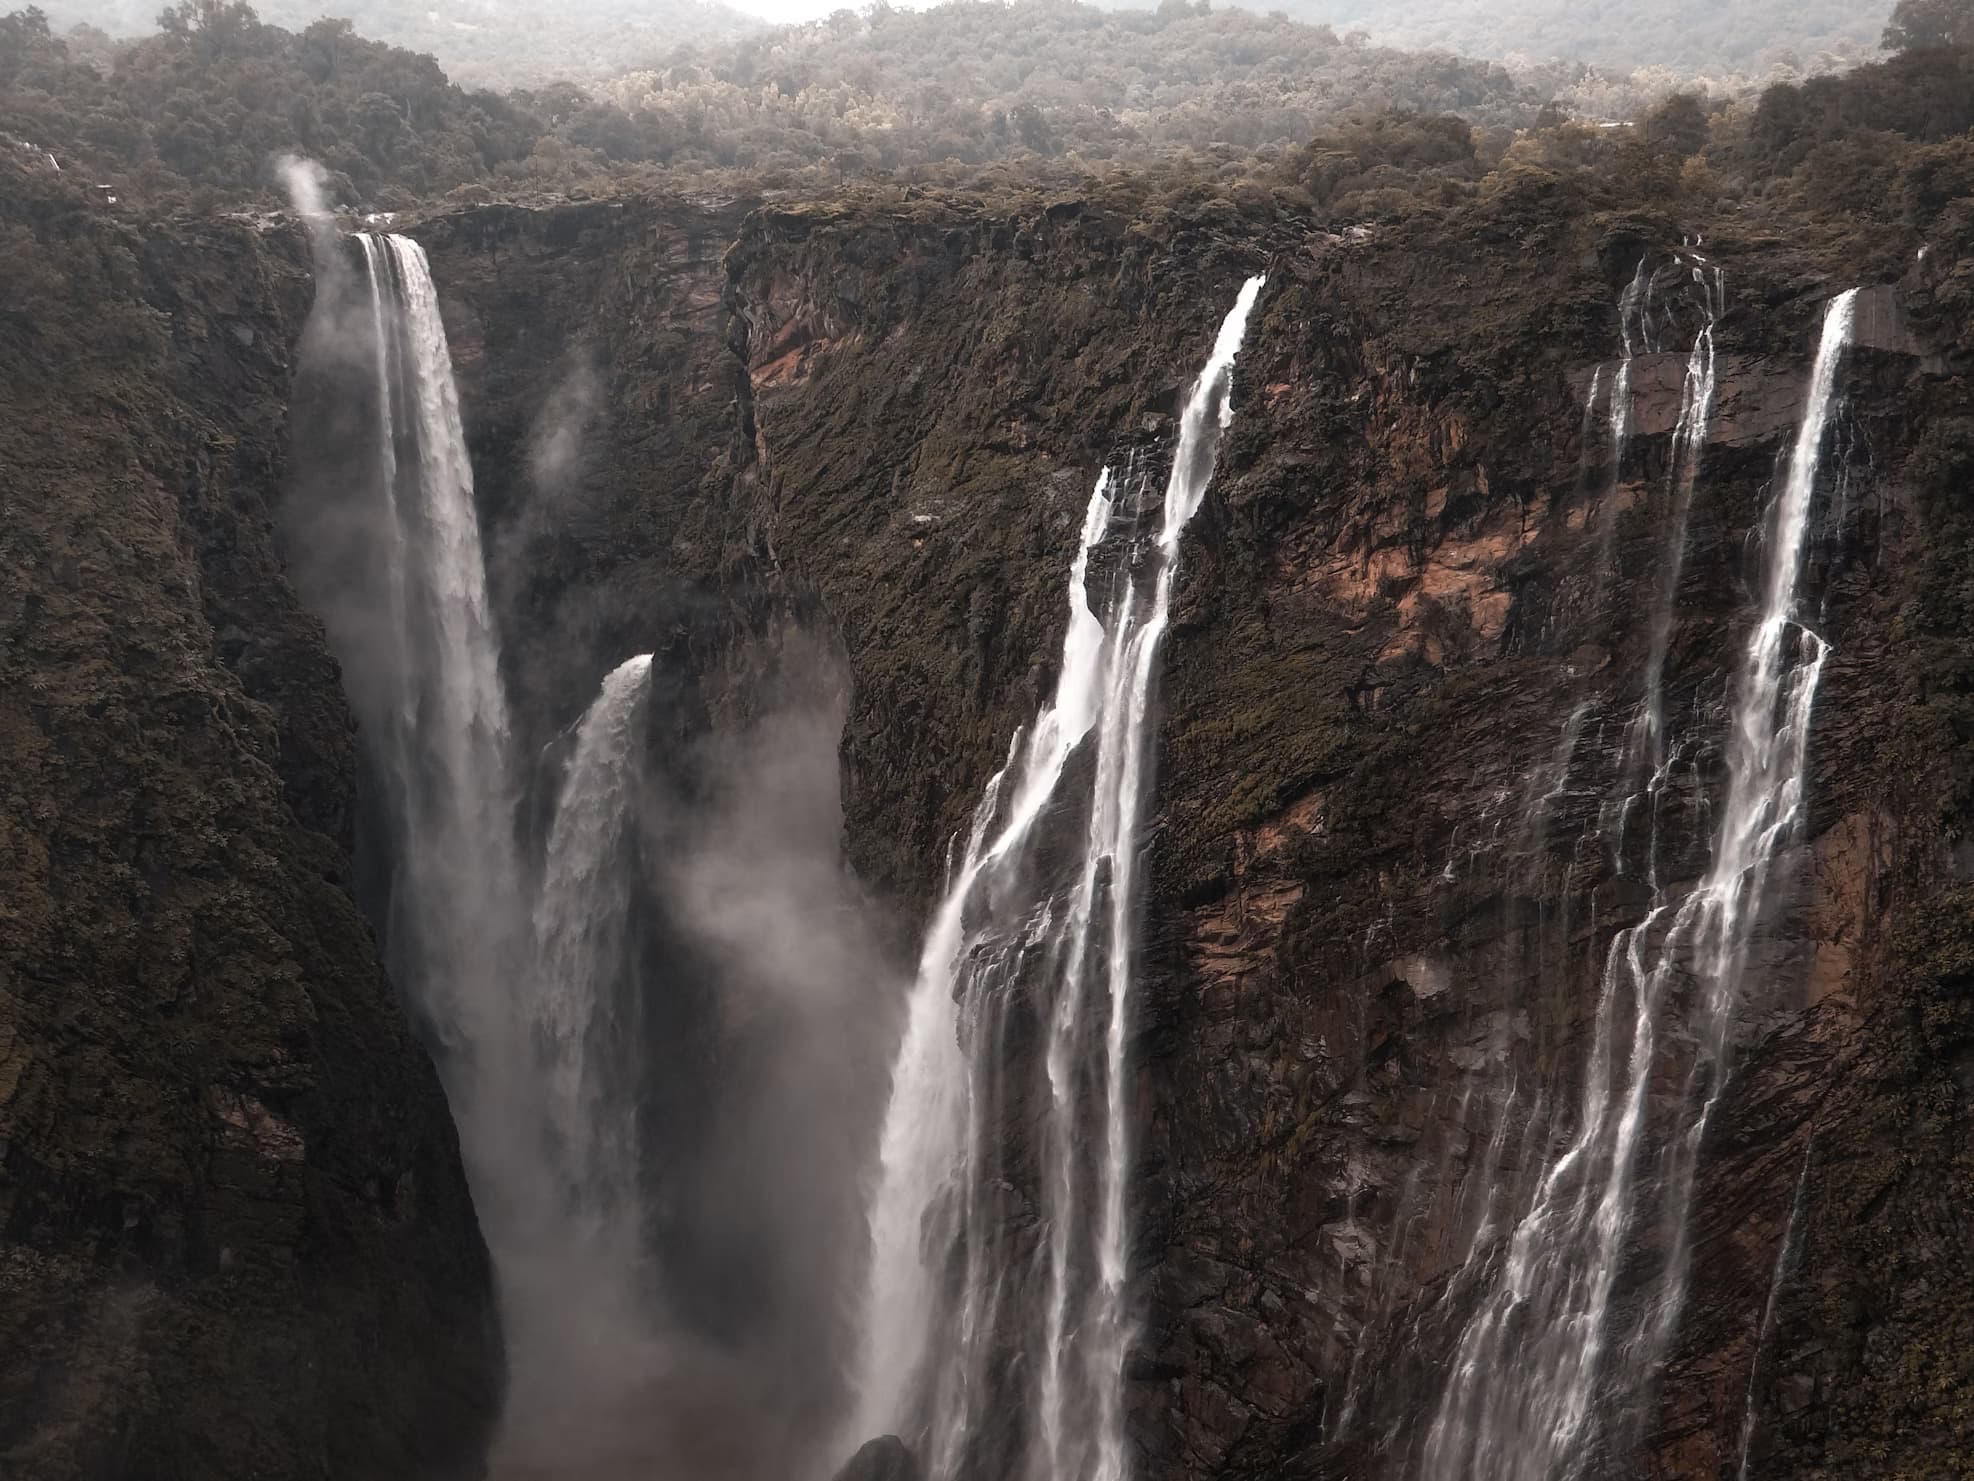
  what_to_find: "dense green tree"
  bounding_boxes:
[1641,91,1710,155]
[1882,0,1974,50]
[0,8,57,84]
[52,0,756,87]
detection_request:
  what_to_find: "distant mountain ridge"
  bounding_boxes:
[1100,0,1885,72]
[38,0,761,85]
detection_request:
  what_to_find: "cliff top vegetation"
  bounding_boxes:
[37,0,1903,85]
[0,0,1970,289]
[2,0,1556,207]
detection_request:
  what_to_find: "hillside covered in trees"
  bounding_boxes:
[2,0,1557,203]
[37,0,1904,86]
[2,0,1970,247]
[1202,0,1882,74]
[594,3,1557,170]
[36,0,758,86]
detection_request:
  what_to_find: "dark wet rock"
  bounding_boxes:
[832,1434,923,1481]
[0,159,498,1479]
[426,183,1974,1481]
[7,148,1974,1481]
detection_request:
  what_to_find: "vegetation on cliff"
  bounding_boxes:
[0,115,499,1481]
[35,0,1908,87]
[0,0,1556,204]
[1,3,544,205]
[6,0,1972,225]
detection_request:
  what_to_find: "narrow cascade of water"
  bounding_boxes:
[534,653,656,1254]
[1736,1146,1813,1481]
[1576,365,1606,484]
[1609,256,1652,457]
[851,276,1266,1481]
[1582,257,1656,637]
[355,235,414,736]
[1419,289,1858,1481]
[357,233,528,1126]
[1610,255,1725,884]
[1629,255,1723,783]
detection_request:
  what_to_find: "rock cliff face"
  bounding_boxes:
[7,149,1974,1480]
[414,181,1974,1480]
[0,161,500,1476]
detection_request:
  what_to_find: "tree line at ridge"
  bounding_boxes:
[34,0,1922,84]
[0,0,1969,288]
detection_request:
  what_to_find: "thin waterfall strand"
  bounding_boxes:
[1628,255,1724,785]
[1735,1147,1813,1481]
[534,653,656,1240]
[851,277,1265,1481]
[1420,289,1857,1481]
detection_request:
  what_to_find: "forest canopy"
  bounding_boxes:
[1,0,1970,277]
[1882,0,1974,51]
[36,0,1907,86]
[1182,0,1886,74]
[0,0,1560,204]
[34,0,760,86]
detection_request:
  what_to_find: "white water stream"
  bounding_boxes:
[852,276,1266,1481]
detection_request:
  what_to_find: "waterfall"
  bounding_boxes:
[1581,256,1655,653]
[301,225,668,1463]
[534,653,655,1252]
[1420,289,1857,1481]
[1629,253,1723,784]
[1608,255,1651,455]
[1735,1146,1813,1481]
[851,276,1266,1481]
[494,651,666,1466]
[352,233,527,1124]
[1607,252,1724,883]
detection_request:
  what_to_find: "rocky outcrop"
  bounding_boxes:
[0,156,499,1477]
[832,1435,924,1481]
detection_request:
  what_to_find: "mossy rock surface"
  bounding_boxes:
[0,159,500,1480]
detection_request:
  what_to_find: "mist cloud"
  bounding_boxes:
[529,356,602,494]
[650,632,906,1481]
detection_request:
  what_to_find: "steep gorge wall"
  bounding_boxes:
[420,182,1974,1480]
[7,153,1974,1481]
[0,162,500,1477]
[719,198,1974,1481]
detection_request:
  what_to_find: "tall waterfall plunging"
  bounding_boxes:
[1419,288,1859,1480]
[535,652,656,1241]
[500,650,666,1465]
[348,233,528,1143]
[852,276,1266,1481]
[294,221,671,1466]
